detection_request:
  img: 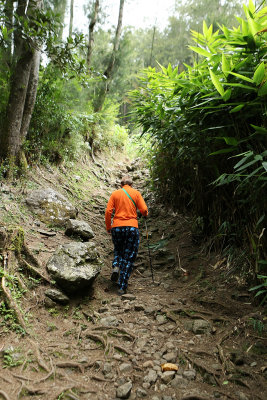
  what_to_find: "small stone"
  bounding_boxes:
[121,294,136,301]
[161,371,176,383]
[103,363,112,375]
[151,397,160,400]
[144,306,156,315]
[170,376,188,388]
[214,392,221,398]
[160,384,167,391]
[162,396,172,400]
[143,360,154,368]
[113,354,123,360]
[99,315,118,326]
[192,319,211,334]
[166,342,175,350]
[183,369,196,380]
[142,383,150,390]
[136,388,147,398]
[163,352,177,363]
[236,392,249,400]
[143,369,158,384]
[95,360,103,369]
[116,381,133,399]
[250,361,257,367]
[45,288,70,305]
[119,363,132,373]
[156,314,166,324]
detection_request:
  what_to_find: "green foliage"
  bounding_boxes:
[130,2,267,272]
[249,274,267,306]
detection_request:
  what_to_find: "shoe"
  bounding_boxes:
[117,288,126,296]
[111,266,119,282]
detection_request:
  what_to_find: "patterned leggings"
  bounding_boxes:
[111,227,140,291]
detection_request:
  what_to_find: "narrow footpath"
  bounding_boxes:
[0,156,266,400]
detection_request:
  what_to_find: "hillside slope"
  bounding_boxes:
[0,153,266,400]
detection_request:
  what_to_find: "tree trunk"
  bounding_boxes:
[20,50,41,142]
[3,0,13,64]
[94,0,125,112]
[87,0,100,68]
[69,0,74,37]
[0,0,42,174]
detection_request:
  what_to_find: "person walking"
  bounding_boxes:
[105,175,148,295]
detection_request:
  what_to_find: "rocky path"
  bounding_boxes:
[0,157,266,400]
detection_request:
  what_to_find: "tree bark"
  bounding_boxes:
[20,50,41,142]
[0,0,43,173]
[93,0,125,112]
[87,0,100,68]
[69,0,74,37]
[3,0,13,64]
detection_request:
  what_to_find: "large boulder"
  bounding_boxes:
[46,242,102,294]
[25,188,77,225]
[65,219,94,241]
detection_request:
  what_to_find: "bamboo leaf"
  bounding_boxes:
[262,162,267,172]
[258,81,267,97]
[209,148,235,156]
[233,151,253,170]
[230,104,245,113]
[226,83,257,91]
[189,46,212,58]
[253,62,265,85]
[227,71,254,83]
[248,0,255,14]
[209,69,224,96]
[251,125,267,134]
[235,158,261,172]
[222,54,230,77]
[222,89,232,101]
[203,21,208,37]
[216,137,239,146]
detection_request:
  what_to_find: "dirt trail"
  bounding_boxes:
[0,156,266,400]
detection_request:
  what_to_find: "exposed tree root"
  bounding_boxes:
[113,344,131,355]
[91,374,114,382]
[93,325,136,341]
[0,390,11,400]
[83,330,106,348]
[181,350,220,386]
[18,257,51,284]
[56,361,84,373]
[1,254,27,332]
[29,340,50,373]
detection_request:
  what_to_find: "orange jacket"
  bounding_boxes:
[105,185,148,231]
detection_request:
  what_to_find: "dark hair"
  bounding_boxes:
[121,175,133,186]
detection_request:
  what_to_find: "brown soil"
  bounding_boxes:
[0,154,266,400]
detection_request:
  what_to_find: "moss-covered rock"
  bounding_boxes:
[46,242,102,294]
[25,188,77,226]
